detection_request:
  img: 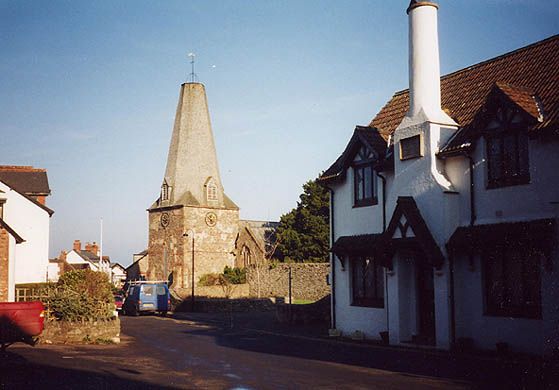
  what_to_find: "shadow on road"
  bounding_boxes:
[0,350,173,389]
[176,320,558,389]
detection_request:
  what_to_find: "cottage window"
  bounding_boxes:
[351,256,384,308]
[483,244,541,319]
[0,199,5,219]
[353,146,377,207]
[485,106,530,188]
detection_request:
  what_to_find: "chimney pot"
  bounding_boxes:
[73,240,81,252]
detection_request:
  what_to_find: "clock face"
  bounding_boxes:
[205,212,217,227]
[160,212,170,228]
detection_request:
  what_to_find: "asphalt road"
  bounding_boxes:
[0,314,476,389]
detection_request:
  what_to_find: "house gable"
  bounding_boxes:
[381,197,444,269]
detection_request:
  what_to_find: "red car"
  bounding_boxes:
[114,295,124,311]
[0,301,45,351]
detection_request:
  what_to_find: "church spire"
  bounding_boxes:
[160,81,237,210]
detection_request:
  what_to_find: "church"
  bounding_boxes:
[146,80,272,297]
[320,1,558,355]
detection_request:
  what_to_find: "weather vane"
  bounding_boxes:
[188,52,197,82]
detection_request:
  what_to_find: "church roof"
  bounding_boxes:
[370,34,559,146]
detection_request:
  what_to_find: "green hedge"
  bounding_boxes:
[45,270,114,321]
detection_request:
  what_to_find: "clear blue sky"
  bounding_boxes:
[1,0,557,266]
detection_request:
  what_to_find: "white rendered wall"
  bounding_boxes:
[331,169,384,237]
[8,234,16,301]
[453,252,558,355]
[0,182,50,284]
[330,165,387,339]
[446,136,559,355]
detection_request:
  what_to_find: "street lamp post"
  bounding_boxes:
[184,230,195,311]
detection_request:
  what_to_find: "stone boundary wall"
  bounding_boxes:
[247,263,330,301]
[40,317,120,344]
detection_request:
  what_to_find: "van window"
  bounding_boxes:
[142,285,154,295]
[156,286,167,295]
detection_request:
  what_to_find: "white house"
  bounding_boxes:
[319,1,558,356]
[110,263,126,287]
[0,166,53,301]
[65,239,111,276]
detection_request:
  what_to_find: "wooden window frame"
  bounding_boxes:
[482,243,542,319]
[353,163,377,207]
[351,256,384,308]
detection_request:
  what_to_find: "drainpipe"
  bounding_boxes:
[466,154,476,226]
[376,172,387,231]
[448,152,476,348]
[376,171,389,339]
[328,188,336,330]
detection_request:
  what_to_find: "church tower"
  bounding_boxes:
[147,81,240,293]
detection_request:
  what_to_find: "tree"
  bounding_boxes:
[274,178,329,262]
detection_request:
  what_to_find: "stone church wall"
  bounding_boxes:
[148,205,240,295]
[247,263,330,301]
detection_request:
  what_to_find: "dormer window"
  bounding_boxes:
[206,178,218,202]
[485,106,530,188]
[353,146,377,207]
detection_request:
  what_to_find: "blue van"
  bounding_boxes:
[123,282,170,316]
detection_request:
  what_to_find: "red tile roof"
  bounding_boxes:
[370,35,559,141]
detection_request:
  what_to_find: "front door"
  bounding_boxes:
[416,262,436,345]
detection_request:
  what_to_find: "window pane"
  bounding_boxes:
[401,135,421,159]
[487,137,501,182]
[505,248,523,307]
[524,249,541,308]
[518,133,530,177]
[485,247,504,311]
[363,258,375,299]
[364,166,373,199]
[503,134,518,177]
[375,264,384,299]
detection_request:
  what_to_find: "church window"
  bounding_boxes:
[351,256,384,308]
[242,245,252,267]
[485,106,530,188]
[206,178,218,202]
[400,135,422,160]
[483,243,541,319]
[161,182,169,201]
[353,146,377,207]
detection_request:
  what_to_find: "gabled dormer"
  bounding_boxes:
[319,126,388,208]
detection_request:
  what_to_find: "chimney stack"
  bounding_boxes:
[73,240,81,252]
[406,1,445,120]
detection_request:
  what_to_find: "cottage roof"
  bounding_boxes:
[0,166,51,196]
[370,35,559,146]
[0,179,54,216]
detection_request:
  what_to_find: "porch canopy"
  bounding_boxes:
[448,218,555,253]
[331,234,383,269]
[380,197,445,269]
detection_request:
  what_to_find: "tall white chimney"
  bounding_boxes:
[406,1,453,123]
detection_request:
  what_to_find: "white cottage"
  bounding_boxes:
[0,167,53,301]
[319,1,559,356]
